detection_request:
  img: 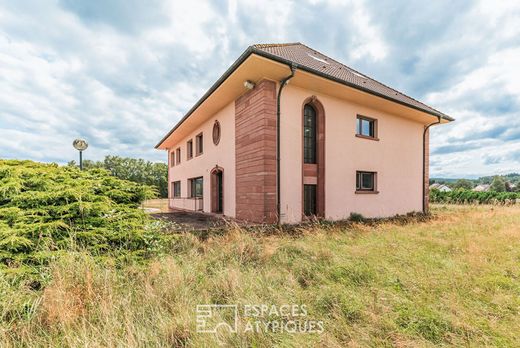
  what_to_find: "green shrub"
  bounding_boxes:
[0,160,162,272]
[349,212,365,222]
[430,188,519,205]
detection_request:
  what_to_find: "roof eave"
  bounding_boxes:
[250,48,454,122]
[155,46,256,149]
[156,45,454,149]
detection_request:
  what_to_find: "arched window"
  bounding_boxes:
[303,104,317,164]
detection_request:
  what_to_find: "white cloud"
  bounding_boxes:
[0,0,518,179]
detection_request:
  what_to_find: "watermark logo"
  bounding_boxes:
[196,304,238,334]
[196,304,324,336]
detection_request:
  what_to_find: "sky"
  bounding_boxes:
[0,0,519,178]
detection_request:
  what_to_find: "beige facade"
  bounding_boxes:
[157,43,452,224]
[167,101,236,217]
[280,85,424,223]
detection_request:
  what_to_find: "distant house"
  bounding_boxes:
[473,184,491,192]
[430,183,452,192]
[156,43,453,223]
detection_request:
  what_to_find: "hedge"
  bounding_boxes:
[0,159,164,272]
[430,188,520,205]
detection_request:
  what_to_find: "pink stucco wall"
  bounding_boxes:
[279,84,425,223]
[167,101,236,217]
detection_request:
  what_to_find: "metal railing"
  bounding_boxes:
[169,197,203,211]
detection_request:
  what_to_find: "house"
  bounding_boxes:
[429,183,452,192]
[156,43,453,224]
[473,184,491,192]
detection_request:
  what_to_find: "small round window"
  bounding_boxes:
[212,120,221,145]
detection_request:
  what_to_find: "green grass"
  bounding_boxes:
[1,204,520,347]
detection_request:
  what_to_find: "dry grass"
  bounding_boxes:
[1,204,520,347]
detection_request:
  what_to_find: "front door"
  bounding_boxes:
[211,168,224,214]
[216,171,223,213]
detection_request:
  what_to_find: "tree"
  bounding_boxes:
[67,156,168,198]
[452,179,473,190]
[490,176,507,192]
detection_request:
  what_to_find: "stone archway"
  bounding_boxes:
[210,166,224,214]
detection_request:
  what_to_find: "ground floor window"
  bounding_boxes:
[356,171,377,192]
[303,184,317,216]
[189,177,203,198]
[172,181,181,197]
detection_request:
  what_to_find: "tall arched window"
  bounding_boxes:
[303,104,317,164]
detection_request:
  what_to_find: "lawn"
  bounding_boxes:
[1,204,519,347]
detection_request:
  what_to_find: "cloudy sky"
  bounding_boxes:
[0,0,519,178]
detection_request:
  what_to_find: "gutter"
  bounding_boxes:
[276,63,297,225]
[156,46,453,149]
[422,116,441,214]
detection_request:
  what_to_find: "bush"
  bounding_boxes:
[430,188,519,205]
[349,212,365,222]
[0,160,162,272]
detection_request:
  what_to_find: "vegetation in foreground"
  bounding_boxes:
[0,160,165,277]
[1,204,519,347]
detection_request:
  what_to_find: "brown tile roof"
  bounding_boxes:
[251,42,453,121]
[156,42,452,148]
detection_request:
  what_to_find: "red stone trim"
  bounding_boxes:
[235,80,277,223]
[301,96,325,219]
[355,134,380,141]
[210,166,224,213]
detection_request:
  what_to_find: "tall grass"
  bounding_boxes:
[1,205,520,347]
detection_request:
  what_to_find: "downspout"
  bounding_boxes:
[422,116,441,214]
[277,63,297,225]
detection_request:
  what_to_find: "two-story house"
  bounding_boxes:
[156,43,453,224]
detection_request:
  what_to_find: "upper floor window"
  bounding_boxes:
[176,148,181,164]
[303,104,317,164]
[356,171,378,193]
[170,151,175,167]
[356,115,378,139]
[196,133,203,156]
[187,139,193,160]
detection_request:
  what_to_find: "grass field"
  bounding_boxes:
[1,204,519,347]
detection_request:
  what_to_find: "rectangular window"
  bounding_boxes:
[303,106,317,163]
[356,115,377,139]
[176,148,181,164]
[303,184,317,216]
[172,181,181,197]
[170,151,175,167]
[187,140,193,159]
[196,133,203,156]
[189,177,203,198]
[356,171,377,192]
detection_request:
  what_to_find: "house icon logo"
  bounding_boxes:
[196,304,238,334]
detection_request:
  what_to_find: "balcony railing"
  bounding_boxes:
[169,197,203,211]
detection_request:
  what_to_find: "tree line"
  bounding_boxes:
[68,155,168,198]
[431,175,520,192]
[430,189,519,205]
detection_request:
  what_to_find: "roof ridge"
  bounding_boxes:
[296,42,447,117]
[252,42,301,49]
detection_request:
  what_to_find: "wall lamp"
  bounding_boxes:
[244,80,256,90]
